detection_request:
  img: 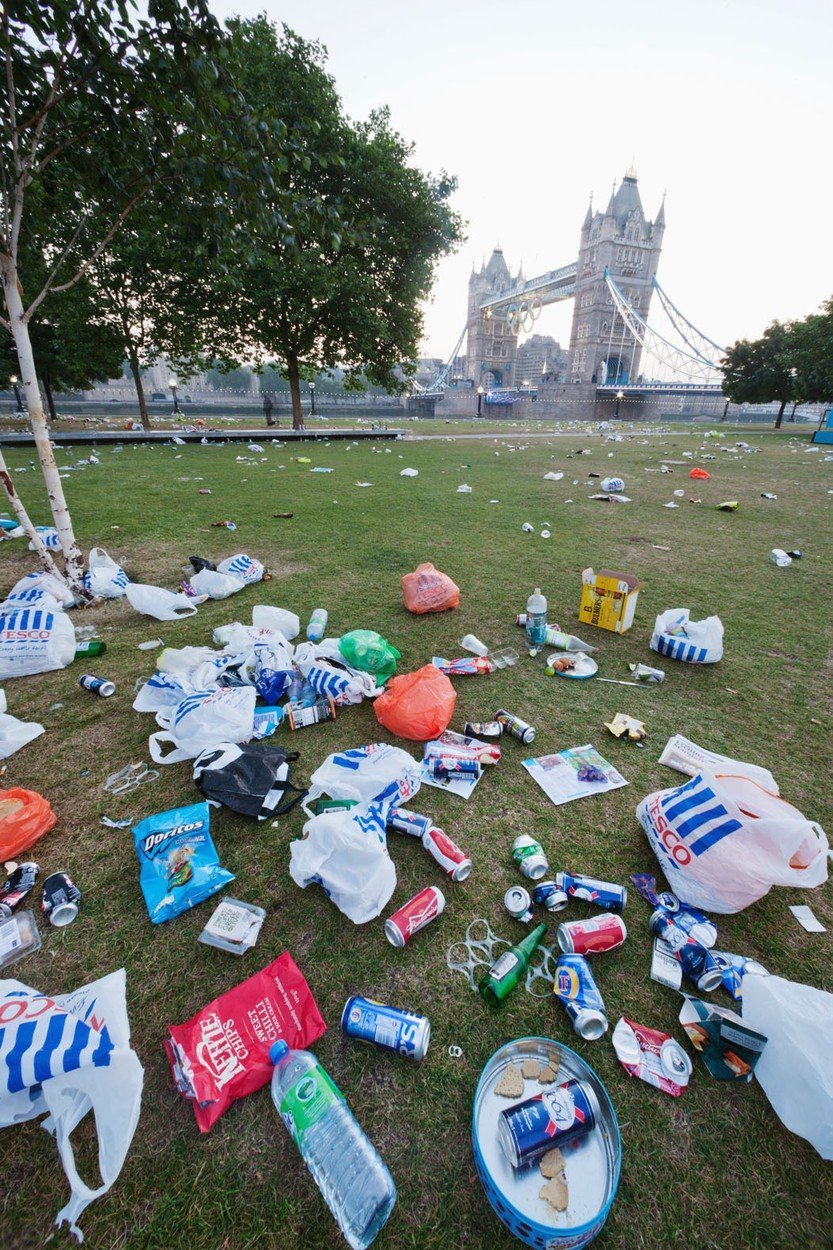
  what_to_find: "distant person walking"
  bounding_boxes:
[263,391,276,427]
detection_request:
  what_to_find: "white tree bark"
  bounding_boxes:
[2,257,87,596]
[0,445,67,581]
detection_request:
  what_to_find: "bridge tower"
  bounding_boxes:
[465,249,523,388]
[567,170,665,384]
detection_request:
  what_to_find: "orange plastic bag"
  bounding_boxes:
[689,467,711,480]
[0,787,57,860]
[374,664,457,741]
[401,563,460,614]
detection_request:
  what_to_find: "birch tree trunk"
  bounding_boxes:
[0,447,67,581]
[2,259,86,595]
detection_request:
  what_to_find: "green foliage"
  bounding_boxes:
[720,320,796,425]
[789,297,833,404]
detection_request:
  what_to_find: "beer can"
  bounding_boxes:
[555,871,627,913]
[557,913,627,955]
[554,953,608,1040]
[388,807,433,838]
[498,1078,599,1168]
[0,861,39,918]
[463,720,504,740]
[341,995,430,1060]
[287,696,336,729]
[429,756,480,780]
[495,709,536,744]
[79,673,116,697]
[422,826,472,882]
[629,662,665,683]
[384,886,445,948]
[531,880,569,912]
[41,871,81,927]
[649,909,722,992]
[512,834,549,881]
[504,885,533,921]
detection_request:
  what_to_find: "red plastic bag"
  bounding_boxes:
[402,562,460,614]
[165,953,326,1132]
[374,664,457,741]
[0,787,56,860]
[689,467,711,480]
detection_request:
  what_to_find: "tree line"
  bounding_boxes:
[0,2,462,594]
[721,299,833,428]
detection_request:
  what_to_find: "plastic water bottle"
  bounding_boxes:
[543,627,597,654]
[307,608,328,642]
[525,588,548,653]
[270,1041,396,1250]
[286,669,305,703]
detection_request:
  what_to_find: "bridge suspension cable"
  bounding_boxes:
[603,269,723,386]
[411,323,467,395]
[651,277,725,366]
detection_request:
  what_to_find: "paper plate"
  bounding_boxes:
[551,654,598,680]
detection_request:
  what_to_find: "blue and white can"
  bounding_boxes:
[387,807,433,838]
[555,872,627,913]
[78,673,115,698]
[532,880,569,912]
[498,1078,599,1168]
[341,995,430,1060]
[554,954,608,1039]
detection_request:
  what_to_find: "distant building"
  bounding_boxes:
[464,249,522,388]
[515,335,566,386]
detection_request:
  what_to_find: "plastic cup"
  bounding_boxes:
[460,634,489,657]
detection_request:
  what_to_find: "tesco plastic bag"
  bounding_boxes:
[302,742,421,817]
[149,685,256,764]
[126,583,199,621]
[743,974,833,1159]
[374,663,457,741]
[0,603,76,678]
[401,562,460,614]
[636,769,828,913]
[83,548,129,599]
[338,629,400,683]
[650,608,723,664]
[0,787,57,860]
[7,570,75,608]
[190,568,245,600]
[217,553,264,585]
[0,968,144,1242]
[165,954,326,1132]
[289,803,397,923]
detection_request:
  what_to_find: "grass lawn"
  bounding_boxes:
[1,422,831,1250]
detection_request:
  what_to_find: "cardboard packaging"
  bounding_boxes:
[579,568,641,634]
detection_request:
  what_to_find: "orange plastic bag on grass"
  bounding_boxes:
[374,665,457,741]
[0,787,57,860]
[689,467,711,480]
[402,563,460,614]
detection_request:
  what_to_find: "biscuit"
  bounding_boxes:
[538,1062,559,1084]
[521,1058,541,1079]
[540,1173,569,1212]
[494,1063,525,1098]
[539,1146,565,1178]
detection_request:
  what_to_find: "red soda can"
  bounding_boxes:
[384,885,445,947]
[557,913,627,955]
[422,826,472,882]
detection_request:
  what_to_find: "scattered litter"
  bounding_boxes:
[400,467,419,477]
[543,471,564,481]
[456,484,472,493]
[100,815,134,828]
[589,492,631,503]
[579,569,640,634]
[600,476,625,492]
[604,712,647,741]
[663,502,680,508]
[211,519,238,529]
[198,898,266,954]
[771,549,792,567]
[522,522,535,532]
[715,501,739,511]
[689,468,711,480]
[310,466,334,473]
[447,1044,463,1059]
[761,492,777,500]
[650,608,724,664]
[138,638,164,650]
[789,905,826,933]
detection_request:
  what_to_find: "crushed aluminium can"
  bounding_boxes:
[0,862,39,917]
[495,709,536,744]
[341,995,430,1060]
[555,872,627,913]
[649,909,722,992]
[429,756,480,780]
[498,1078,599,1168]
[384,885,445,948]
[557,913,627,955]
[554,953,608,1040]
[463,720,504,740]
[711,951,769,1000]
[79,673,116,697]
[422,826,472,882]
[512,834,549,881]
[41,871,82,927]
[532,880,569,912]
[612,1017,692,1096]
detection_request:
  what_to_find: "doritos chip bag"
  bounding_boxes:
[165,954,326,1131]
[132,801,233,924]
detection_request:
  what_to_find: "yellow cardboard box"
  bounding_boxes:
[579,568,642,633]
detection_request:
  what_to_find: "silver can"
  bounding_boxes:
[512,834,549,881]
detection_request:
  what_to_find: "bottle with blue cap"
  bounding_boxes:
[270,1040,397,1249]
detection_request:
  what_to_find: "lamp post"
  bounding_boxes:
[477,385,484,417]
[169,377,181,414]
[9,374,24,413]
[309,381,316,416]
[615,389,624,420]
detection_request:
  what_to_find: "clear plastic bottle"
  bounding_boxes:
[270,1041,397,1250]
[525,588,548,653]
[543,627,597,654]
[307,608,329,642]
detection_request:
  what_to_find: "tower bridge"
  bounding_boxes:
[416,169,725,408]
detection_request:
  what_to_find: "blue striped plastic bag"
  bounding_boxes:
[637,770,828,913]
[650,608,723,663]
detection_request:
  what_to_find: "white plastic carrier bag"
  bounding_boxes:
[0,968,144,1242]
[83,548,129,599]
[650,608,723,664]
[189,568,245,600]
[125,583,198,620]
[251,604,300,638]
[7,570,75,608]
[289,803,397,924]
[637,769,828,913]
[0,603,76,679]
[0,688,44,757]
[743,974,833,1160]
[301,742,421,817]
[149,684,256,763]
[217,553,264,585]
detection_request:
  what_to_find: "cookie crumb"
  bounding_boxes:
[494,1064,525,1098]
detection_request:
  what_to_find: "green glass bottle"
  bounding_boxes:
[479,922,547,1006]
[75,639,106,657]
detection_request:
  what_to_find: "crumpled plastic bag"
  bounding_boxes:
[149,685,256,764]
[0,968,144,1242]
[83,548,129,599]
[290,802,396,923]
[0,689,44,758]
[190,568,246,600]
[216,553,264,585]
[401,562,460,614]
[125,583,198,621]
[743,974,833,1159]
[374,664,457,741]
[0,602,76,678]
[302,742,421,817]
[650,608,724,664]
[251,604,299,638]
[338,629,400,683]
[7,570,75,608]
[0,786,57,860]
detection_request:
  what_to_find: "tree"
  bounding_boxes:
[222,20,463,429]
[789,298,833,409]
[0,276,124,419]
[721,320,796,428]
[0,1,285,593]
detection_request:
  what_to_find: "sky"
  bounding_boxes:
[212,0,833,362]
